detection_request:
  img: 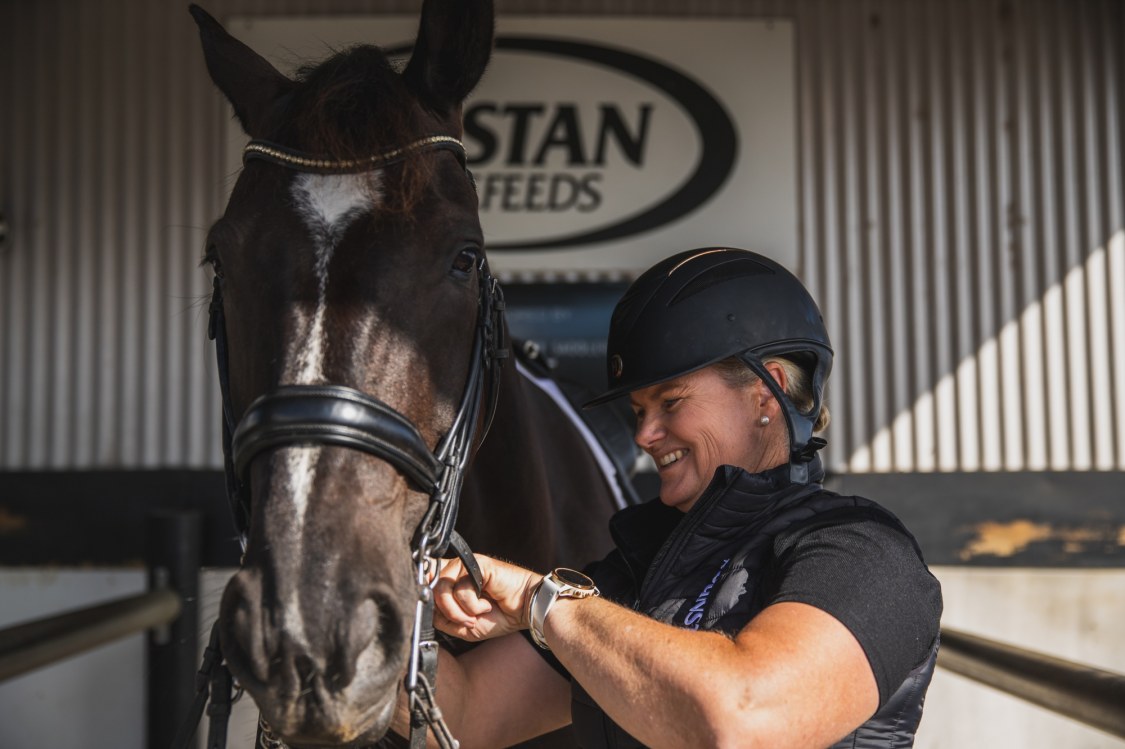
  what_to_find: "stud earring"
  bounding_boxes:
[759,416,770,426]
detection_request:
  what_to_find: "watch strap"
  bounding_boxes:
[529,574,562,649]
[528,568,599,650]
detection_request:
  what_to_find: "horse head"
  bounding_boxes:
[192,1,494,744]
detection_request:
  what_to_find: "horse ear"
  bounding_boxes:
[402,0,494,115]
[189,4,293,136]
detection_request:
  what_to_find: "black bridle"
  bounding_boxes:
[175,134,505,749]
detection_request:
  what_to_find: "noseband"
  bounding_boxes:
[179,134,506,749]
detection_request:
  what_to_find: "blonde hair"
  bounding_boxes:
[712,356,831,434]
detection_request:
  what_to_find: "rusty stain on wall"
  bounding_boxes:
[959,519,1125,560]
[960,520,1052,559]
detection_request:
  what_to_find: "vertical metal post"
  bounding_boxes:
[146,510,201,749]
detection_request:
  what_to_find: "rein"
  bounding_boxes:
[175,134,505,749]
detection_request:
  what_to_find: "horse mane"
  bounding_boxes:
[281,44,439,213]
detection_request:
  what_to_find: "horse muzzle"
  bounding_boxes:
[219,567,409,745]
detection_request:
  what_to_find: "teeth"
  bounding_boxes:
[660,450,685,467]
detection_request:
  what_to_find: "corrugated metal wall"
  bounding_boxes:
[1,0,1122,472]
[800,0,1125,474]
[0,0,226,468]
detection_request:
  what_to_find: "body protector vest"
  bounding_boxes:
[569,458,940,749]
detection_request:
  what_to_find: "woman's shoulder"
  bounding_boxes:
[777,490,925,559]
[767,494,943,704]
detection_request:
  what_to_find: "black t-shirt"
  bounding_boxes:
[527,515,940,708]
[770,517,942,703]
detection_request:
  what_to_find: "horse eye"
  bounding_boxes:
[204,246,223,277]
[451,248,478,275]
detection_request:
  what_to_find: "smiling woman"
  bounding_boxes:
[423,246,943,749]
[628,365,792,512]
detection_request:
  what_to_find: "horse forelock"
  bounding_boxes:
[273,44,446,214]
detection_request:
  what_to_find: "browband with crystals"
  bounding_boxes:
[242,134,466,174]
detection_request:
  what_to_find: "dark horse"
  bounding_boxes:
[191,2,624,746]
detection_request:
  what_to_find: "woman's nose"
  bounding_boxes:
[634,413,664,449]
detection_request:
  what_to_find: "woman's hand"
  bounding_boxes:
[432,554,542,642]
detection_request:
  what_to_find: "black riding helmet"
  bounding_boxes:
[585,247,833,485]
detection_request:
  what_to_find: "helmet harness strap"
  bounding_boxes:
[737,352,827,485]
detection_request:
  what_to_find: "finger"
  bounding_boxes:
[433,608,475,640]
[433,607,504,642]
[453,576,493,616]
[433,575,477,626]
[434,557,465,585]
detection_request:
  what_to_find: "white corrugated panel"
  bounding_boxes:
[797,0,1124,473]
[0,0,1121,472]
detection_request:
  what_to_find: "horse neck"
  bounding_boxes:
[457,351,617,571]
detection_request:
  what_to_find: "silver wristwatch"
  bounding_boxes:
[528,568,600,650]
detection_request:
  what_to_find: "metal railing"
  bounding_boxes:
[939,626,1125,740]
[0,510,201,748]
[4,513,1125,744]
[0,587,182,681]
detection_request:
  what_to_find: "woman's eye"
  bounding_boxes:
[451,248,478,275]
[663,398,682,410]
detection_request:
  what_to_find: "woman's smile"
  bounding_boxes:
[631,365,787,512]
[658,448,687,467]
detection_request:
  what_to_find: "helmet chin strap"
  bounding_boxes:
[737,352,827,485]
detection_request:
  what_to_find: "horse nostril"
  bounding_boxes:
[376,593,405,655]
[294,653,317,687]
[328,598,375,688]
[220,570,270,685]
[327,592,405,691]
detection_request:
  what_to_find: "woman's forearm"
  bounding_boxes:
[544,598,878,749]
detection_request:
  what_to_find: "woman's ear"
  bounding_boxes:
[758,361,788,410]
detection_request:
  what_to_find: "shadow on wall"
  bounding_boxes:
[799,0,1124,475]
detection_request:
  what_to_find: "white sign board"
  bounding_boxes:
[226,15,797,275]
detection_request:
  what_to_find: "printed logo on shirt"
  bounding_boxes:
[683,558,730,630]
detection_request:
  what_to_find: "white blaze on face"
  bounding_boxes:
[271,172,382,646]
[285,172,383,385]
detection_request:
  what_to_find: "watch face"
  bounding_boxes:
[555,568,593,587]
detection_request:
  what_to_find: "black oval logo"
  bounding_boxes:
[477,36,739,251]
